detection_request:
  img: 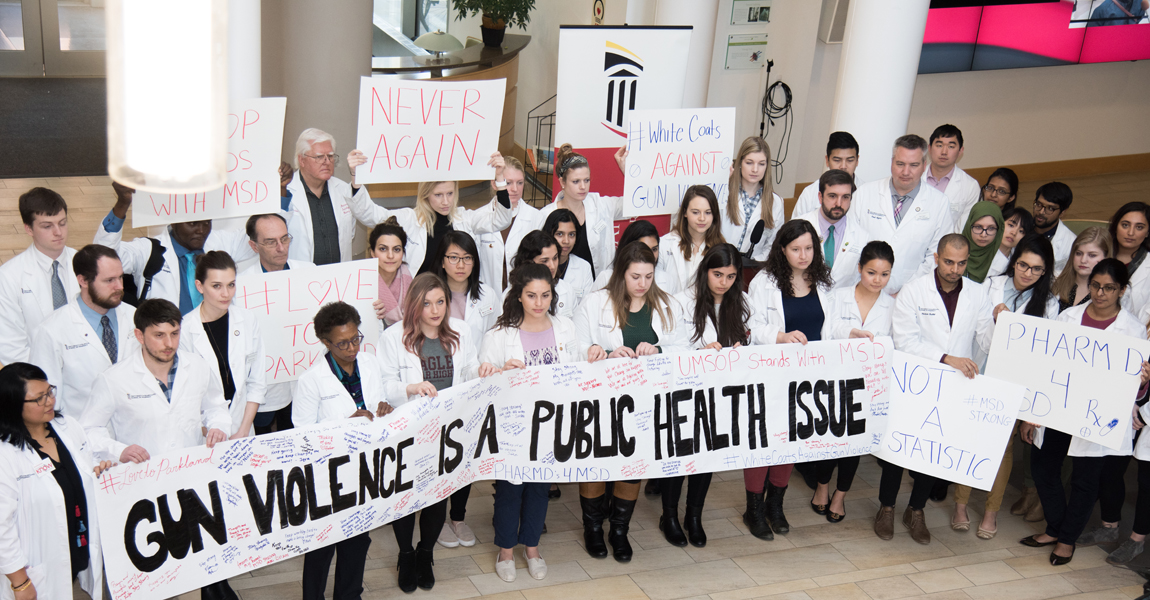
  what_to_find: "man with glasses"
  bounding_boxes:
[922,124,981,227]
[1031,181,1076,275]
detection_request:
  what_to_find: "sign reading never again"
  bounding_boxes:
[97,339,890,599]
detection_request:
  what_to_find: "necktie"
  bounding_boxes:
[100,315,117,363]
[893,196,909,226]
[182,255,203,309]
[50,260,67,310]
[824,225,836,268]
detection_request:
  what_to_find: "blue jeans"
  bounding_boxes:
[493,481,550,548]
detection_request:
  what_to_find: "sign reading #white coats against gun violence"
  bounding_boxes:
[354,77,506,184]
[985,312,1150,450]
[233,260,379,384]
[132,97,288,227]
[95,338,890,599]
[876,351,1025,491]
[622,106,736,218]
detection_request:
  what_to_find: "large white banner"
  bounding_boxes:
[876,351,1025,490]
[354,78,505,184]
[132,98,287,227]
[96,339,891,599]
[555,26,693,150]
[622,107,736,217]
[234,260,379,384]
[985,312,1150,450]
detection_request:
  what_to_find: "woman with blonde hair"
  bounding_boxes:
[477,156,540,291]
[659,185,726,294]
[1051,226,1113,312]
[537,144,628,276]
[720,137,784,261]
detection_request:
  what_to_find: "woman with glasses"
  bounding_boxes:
[0,363,112,600]
[959,203,1004,284]
[432,231,501,342]
[1020,259,1150,566]
[1051,227,1114,312]
[541,209,595,302]
[989,207,1033,279]
[1109,202,1150,312]
[293,301,391,600]
[378,273,492,592]
[979,168,1019,213]
[371,217,413,329]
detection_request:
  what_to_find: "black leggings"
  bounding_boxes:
[814,456,860,492]
[450,484,471,522]
[1100,454,1131,524]
[1135,459,1150,536]
[254,403,294,436]
[392,499,448,552]
[661,473,712,509]
[878,459,935,510]
[1031,428,1105,545]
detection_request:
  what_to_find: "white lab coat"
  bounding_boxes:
[1121,260,1150,315]
[987,250,1011,279]
[28,301,138,416]
[0,416,103,600]
[79,349,232,461]
[478,315,583,366]
[657,232,707,295]
[455,282,502,341]
[478,201,541,292]
[560,255,596,303]
[793,174,868,220]
[0,245,81,364]
[973,275,1060,370]
[719,191,785,261]
[1048,221,1077,277]
[747,273,836,345]
[673,289,759,349]
[796,210,868,289]
[892,271,994,362]
[537,192,624,275]
[376,318,480,405]
[924,166,981,227]
[292,353,388,426]
[575,288,689,355]
[821,286,896,340]
[92,225,255,309]
[593,266,674,294]
[283,172,374,264]
[179,306,267,436]
[553,278,578,319]
[849,178,955,294]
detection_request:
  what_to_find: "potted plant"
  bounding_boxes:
[453,0,536,47]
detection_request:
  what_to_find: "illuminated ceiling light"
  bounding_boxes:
[106,0,227,193]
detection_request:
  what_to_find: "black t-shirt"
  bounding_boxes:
[35,424,90,579]
[419,213,454,275]
[571,219,595,279]
[203,312,237,401]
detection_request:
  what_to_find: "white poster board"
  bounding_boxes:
[621,107,736,217]
[234,260,379,384]
[985,312,1150,450]
[876,351,1024,490]
[132,97,287,226]
[353,78,506,184]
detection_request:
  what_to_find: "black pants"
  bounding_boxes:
[661,473,712,509]
[1135,459,1150,536]
[253,403,294,436]
[301,532,371,600]
[1031,428,1106,545]
[392,499,448,552]
[449,484,472,522]
[814,456,861,492]
[877,459,935,510]
[1100,454,1131,523]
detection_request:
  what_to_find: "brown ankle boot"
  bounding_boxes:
[874,506,895,540]
[903,507,931,545]
[1024,499,1045,523]
[1010,487,1037,516]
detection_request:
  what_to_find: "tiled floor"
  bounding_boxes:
[8,171,1150,600]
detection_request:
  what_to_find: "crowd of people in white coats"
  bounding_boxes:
[3,123,1150,600]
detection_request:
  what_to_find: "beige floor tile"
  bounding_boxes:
[475,593,527,600]
[1046,591,1136,600]
[682,530,797,562]
[855,574,926,600]
[931,512,1045,556]
[577,545,695,578]
[471,541,589,574]
[708,578,818,600]
[804,582,871,600]
[1060,565,1146,593]
[911,549,1016,572]
[363,576,481,600]
[1004,553,1076,578]
[786,516,881,548]
[236,581,301,600]
[521,575,648,600]
[811,563,917,587]
[1120,584,1147,598]
[832,532,955,571]
[734,545,857,586]
[631,518,744,551]
[229,569,301,591]
[953,560,1023,586]
[905,568,974,593]
[963,573,1080,600]
[468,560,589,595]
[629,558,759,600]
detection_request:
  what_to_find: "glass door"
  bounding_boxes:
[0,0,104,77]
[0,0,45,75]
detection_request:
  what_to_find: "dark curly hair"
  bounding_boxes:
[496,263,557,330]
[313,301,362,341]
[761,219,833,297]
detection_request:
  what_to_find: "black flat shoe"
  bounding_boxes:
[826,510,845,523]
[810,500,828,515]
[1050,548,1074,566]
[1020,535,1057,548]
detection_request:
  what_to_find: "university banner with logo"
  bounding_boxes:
[96,339,890,599]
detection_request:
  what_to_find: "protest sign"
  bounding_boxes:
[234,260,378,384]
[96,338,891,599]
[985,312,1150,450]
[132,97,287,227]
[876,351,1024,490]
[354,78,506,184]
[622,107,736,218]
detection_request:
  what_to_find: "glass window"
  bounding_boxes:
[0,1,26,50]
[58,0,104,51]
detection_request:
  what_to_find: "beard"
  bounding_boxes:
[90,287,123,310]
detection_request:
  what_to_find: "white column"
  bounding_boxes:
[830,0,930,184]
[653,0,719,108]
[228,0,262,101]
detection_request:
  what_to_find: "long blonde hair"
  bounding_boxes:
[673,185,726,261]
[726,137,775,229]
[415,181,460,234]
[605,242,673,333]
[1051,226,1113,304]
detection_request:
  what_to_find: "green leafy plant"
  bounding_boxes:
[453,0,536,29]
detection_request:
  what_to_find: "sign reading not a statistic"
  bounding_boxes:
[876,351,1024,491]
[622,107,736,218]
[233,260,379,384]
[132,97,287,227]
[354,77,506,184]
[985,312,1150,450]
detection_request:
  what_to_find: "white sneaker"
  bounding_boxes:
[525,551,547,580]
[452,520,476,547]
[437,522,460,548]
[495,555,517,582]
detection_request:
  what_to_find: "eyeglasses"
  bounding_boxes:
[257,234,293,249]
[1014,261,1045,276]
[983,184,1011,197]
[1089,282,1121,294]
[327,331,364,352]
[444,254,474,266]
[1033,201,1061,215]
[24,385,56,406]
[303,153,340,165]
[971,225,999,236]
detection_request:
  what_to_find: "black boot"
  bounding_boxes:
[684,504,707,547]
[608,497,636,562]
[645,479,662,496]
[765,483,791,535]
[743,491,773,540]
[415,546,435,590]
[580,495,609,558]
[397,549,417,593]
[659,503,688,547]
[200,581,239,600]
[795,462,819,491]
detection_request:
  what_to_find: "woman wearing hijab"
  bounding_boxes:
[960,203,1005,284]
